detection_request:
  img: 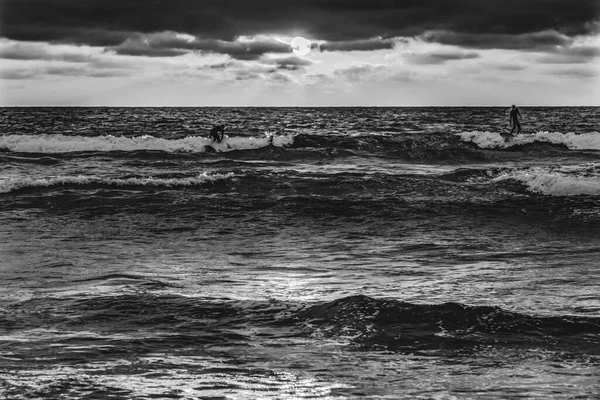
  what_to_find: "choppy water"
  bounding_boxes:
[1,107,599,399]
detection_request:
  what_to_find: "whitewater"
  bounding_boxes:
[1,106,599,399]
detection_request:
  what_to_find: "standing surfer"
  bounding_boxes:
[509,105,522,135]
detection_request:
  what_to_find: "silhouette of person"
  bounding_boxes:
[509,105,522,135]
[209,125,225,143]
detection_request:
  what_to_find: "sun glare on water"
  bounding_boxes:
[290,36,312,56]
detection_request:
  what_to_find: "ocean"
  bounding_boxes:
[0,107,599,399]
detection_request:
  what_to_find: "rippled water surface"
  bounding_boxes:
[1,107,600,399]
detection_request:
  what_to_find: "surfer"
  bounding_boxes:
[209,125,225,143]
[509,105,522,135]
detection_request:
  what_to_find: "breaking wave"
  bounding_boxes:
[0,173,234,194]
[457,130,600,150]
[494,164,600,196]
[0,133,294,153]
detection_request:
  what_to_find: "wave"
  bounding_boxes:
[457,130,600,150]
[493,164,600,196]
[13,293,600,337]
[3,131,598,163]
[11,294,596,352]
[0,154,62,165]
[0,173,233,194]
[0,133,294,154]
[298,295,600,350]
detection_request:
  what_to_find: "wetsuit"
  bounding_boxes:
[209,126,224,142]
[510,108,522,135]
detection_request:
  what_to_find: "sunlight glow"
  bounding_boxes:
[291,36,312,56]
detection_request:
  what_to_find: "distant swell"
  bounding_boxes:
[0,173,234,194]
[0,133,294,153]
[457,130,600,150]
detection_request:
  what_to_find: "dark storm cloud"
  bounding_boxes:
[407,50,480,65]
[318,38,396,52]
[113,46,188,58]
[108,32,291,60]
[2,0,598,48]
[419,30,575,50]
[1,26,133,47]
[190,38,291,60]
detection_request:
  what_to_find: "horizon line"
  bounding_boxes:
[2,105,599,108]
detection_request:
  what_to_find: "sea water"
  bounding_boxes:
[1,107,599,399]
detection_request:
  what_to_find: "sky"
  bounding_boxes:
[1,0,599,106]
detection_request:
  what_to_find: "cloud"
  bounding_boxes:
[0,40,138,80]
[265,56,313,71]
[234,71,261,81]
[206,62,235,70]
[0,39,95,62]
[2,0,598,47]
[113,44,188,57]
[0,69,38,80]
[333,63,388,81]
[0,39,143,79]
[420,30,575,50]
[0,25,134,47]
[108,32,292,60]
[550,67,598,78]
[494,65,528,71]
[536,45,600,63]
[269,72,293,83]
[318,38,396,52]
[86,70,134,78]
[0,63,132,80]
[406,50,480,65]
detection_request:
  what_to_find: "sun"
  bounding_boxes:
[290,36,312,56]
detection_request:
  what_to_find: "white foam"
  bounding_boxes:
[457,131,600,150]
[0,172,234,194]
[0,133,295,153]
[493,164,600,196]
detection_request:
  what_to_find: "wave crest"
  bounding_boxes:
[0,134,294,154]
[457,130,600,150]
[493,164,600,196]
[0,173,234,194]
[298,295,600,350]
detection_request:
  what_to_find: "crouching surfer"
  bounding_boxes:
[209,124,225,143]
